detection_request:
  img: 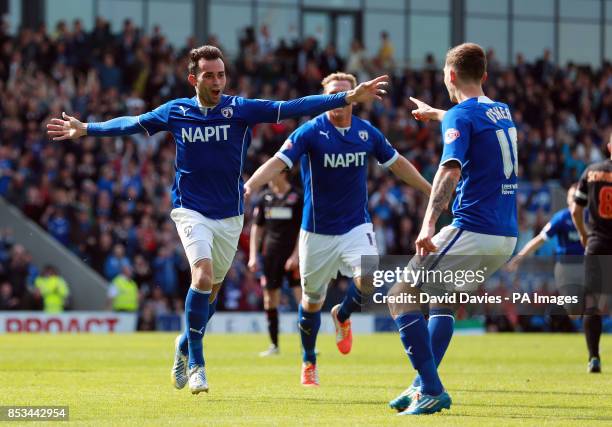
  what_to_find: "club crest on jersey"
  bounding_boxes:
[444,128,460,144]
[183,225,193,238]
[359,130,369,141]
[221,107,233,118]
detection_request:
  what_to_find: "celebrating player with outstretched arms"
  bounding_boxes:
[46,45,389,395]
[245,72,431,387]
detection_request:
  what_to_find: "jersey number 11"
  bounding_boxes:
[496,127,518,179]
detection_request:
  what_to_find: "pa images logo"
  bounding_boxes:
[183,225,193,238]
[221,107,233,118]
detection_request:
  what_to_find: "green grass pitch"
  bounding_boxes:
[1,332,611,426]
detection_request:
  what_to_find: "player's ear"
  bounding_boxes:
[187,74,197,87]
[481,71,488,84]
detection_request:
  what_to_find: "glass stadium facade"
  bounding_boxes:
[4,0,612,67]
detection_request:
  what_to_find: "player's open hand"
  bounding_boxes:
[46,112,87,141]
[409,97,445,122]
[415,223,437,257]
[346,75,389,104]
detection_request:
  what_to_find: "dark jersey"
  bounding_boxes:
[574,159,612,254]
[254,186,302,254]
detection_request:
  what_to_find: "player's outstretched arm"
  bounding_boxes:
[570,203,588,247]
[415,162,461,256]
[244,157,287,198]
[409,97,447,122]
[505,234,546,272]
[46,112,146,140]
[388,155,432,196]
[250,75,389,124]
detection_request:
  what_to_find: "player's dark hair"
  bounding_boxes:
[446,43,487,83]
[188,45,224,75]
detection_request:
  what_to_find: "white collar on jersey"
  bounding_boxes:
[478,96,494,104]
[335,126,350,136]
[195,96,217,116]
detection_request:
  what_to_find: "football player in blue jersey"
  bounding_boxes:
[386,43,519,415]
[506,183,585,328]
[245,72,431,387]
[507,183,584,278]
[46,46,389,395]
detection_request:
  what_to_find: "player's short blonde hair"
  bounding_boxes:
[445,43,487,83]
[321,72,357,90]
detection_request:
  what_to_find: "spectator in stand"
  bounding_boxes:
[153,244,178,297]
[104,243,131,280]
[107,264,138,312]
[34,265,70,313]
[0,280,20,310]
[345,40,368,82]
[375,31,394,71]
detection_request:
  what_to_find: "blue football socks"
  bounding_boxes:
[298,305,321,364]
[395,311,444,396]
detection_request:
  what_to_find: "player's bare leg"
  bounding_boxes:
[260,288,281,356]
[292,286,302,307]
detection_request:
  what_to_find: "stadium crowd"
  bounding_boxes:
[1,18,611,329]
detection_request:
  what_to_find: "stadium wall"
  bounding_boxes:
[0,197,108,310]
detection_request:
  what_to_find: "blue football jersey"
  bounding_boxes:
[275,114,398,235]
[541,208,584,255]
[137,94,346,219]
[440,96,518,237]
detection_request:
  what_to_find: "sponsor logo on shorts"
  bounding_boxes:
[183,225,193,237]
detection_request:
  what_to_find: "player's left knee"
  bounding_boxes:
[301,297,323,313]
[191,264,213,291]
[387,282,419,318]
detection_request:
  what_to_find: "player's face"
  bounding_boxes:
[190,58,226,106]
[443,64,458,103]
[324,80,353,123]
